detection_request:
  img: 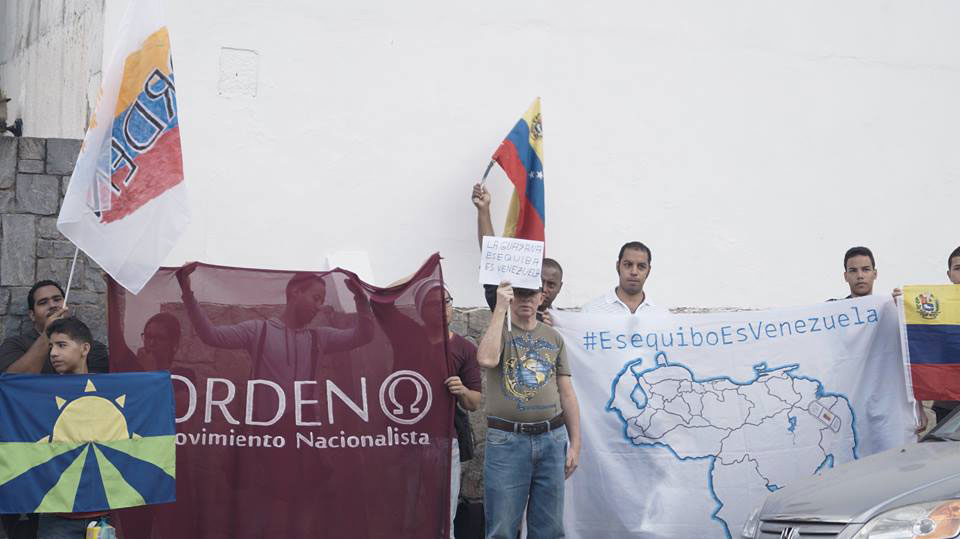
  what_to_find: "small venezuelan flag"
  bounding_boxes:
[901,284,960,400]
[491,98,545,241]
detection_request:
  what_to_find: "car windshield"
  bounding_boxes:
[926,407,960,441]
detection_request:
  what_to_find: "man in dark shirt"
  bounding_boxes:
[0,280,108,374]
[472,183,565,319]
[931,246,960,423]
[0,281,108,539]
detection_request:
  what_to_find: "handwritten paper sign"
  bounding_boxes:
[479,236,545,289]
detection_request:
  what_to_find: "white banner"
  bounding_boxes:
[554,295,915,539]
[478,236,544,289]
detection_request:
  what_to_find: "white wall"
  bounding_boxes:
[26,1,960,308]
[0,0,103,138]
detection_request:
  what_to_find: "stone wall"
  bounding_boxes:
[0,134,486,502]
[0,136,107,344]
[0,139,741,502]
[449,307,493,501]
[0,138,489,500]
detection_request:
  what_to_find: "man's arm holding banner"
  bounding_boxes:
[176,265,258,350]
[318,279,376,354]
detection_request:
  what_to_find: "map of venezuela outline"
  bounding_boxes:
[606,352,859,538]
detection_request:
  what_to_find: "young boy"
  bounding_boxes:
[47,318,92,376]
[37,318,111,538]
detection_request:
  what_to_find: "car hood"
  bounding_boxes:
[761,441,960,523]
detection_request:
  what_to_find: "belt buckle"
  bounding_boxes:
[517,421,549,434]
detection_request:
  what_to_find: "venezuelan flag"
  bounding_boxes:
[902,284,960,400]
[0,373,175,513]
[491,98,545,241]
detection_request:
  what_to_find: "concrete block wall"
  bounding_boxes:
[0,143,493,498]
[0,136,107,344]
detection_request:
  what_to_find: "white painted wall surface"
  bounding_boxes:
[18,1,960,308]
[0,0,104,138]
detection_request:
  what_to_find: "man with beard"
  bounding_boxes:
[582,241,668,315]
[0,280,109,374]
[0,280,110,538]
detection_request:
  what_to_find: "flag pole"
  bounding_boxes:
[479,159,495,187]
[63,246,80,306]
[483,155,509,330]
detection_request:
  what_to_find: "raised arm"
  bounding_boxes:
[321,279,376,354]
[177,265,257,350]
[477,282,512,368]
[473,182,494,249]
[557,374,582,479]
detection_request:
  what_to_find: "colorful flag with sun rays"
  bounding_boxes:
[0,372,175,513]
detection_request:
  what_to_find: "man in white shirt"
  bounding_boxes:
[582,241,669,315]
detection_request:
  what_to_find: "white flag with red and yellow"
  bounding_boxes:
[58,0,188,293]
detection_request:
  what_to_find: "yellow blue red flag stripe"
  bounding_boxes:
[901,284,960,400]
[491,98,545,241]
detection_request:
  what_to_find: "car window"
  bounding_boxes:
[927,407,960,441]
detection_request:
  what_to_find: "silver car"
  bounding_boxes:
[741,410,960,539]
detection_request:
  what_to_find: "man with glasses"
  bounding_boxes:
[372,278,482,538]
[434,286,483,539]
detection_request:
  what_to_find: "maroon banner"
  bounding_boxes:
[108,254,453,538]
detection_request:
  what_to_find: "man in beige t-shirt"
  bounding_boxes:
[478,282,581,539]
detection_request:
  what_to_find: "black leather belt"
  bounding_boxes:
[487,415,564,435]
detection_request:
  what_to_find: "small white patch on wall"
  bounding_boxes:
[217,47,259,98]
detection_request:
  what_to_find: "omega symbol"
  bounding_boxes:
[379,370,432,425]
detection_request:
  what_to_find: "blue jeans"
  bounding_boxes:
[483,424,567,539]
[451,437,460,539]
